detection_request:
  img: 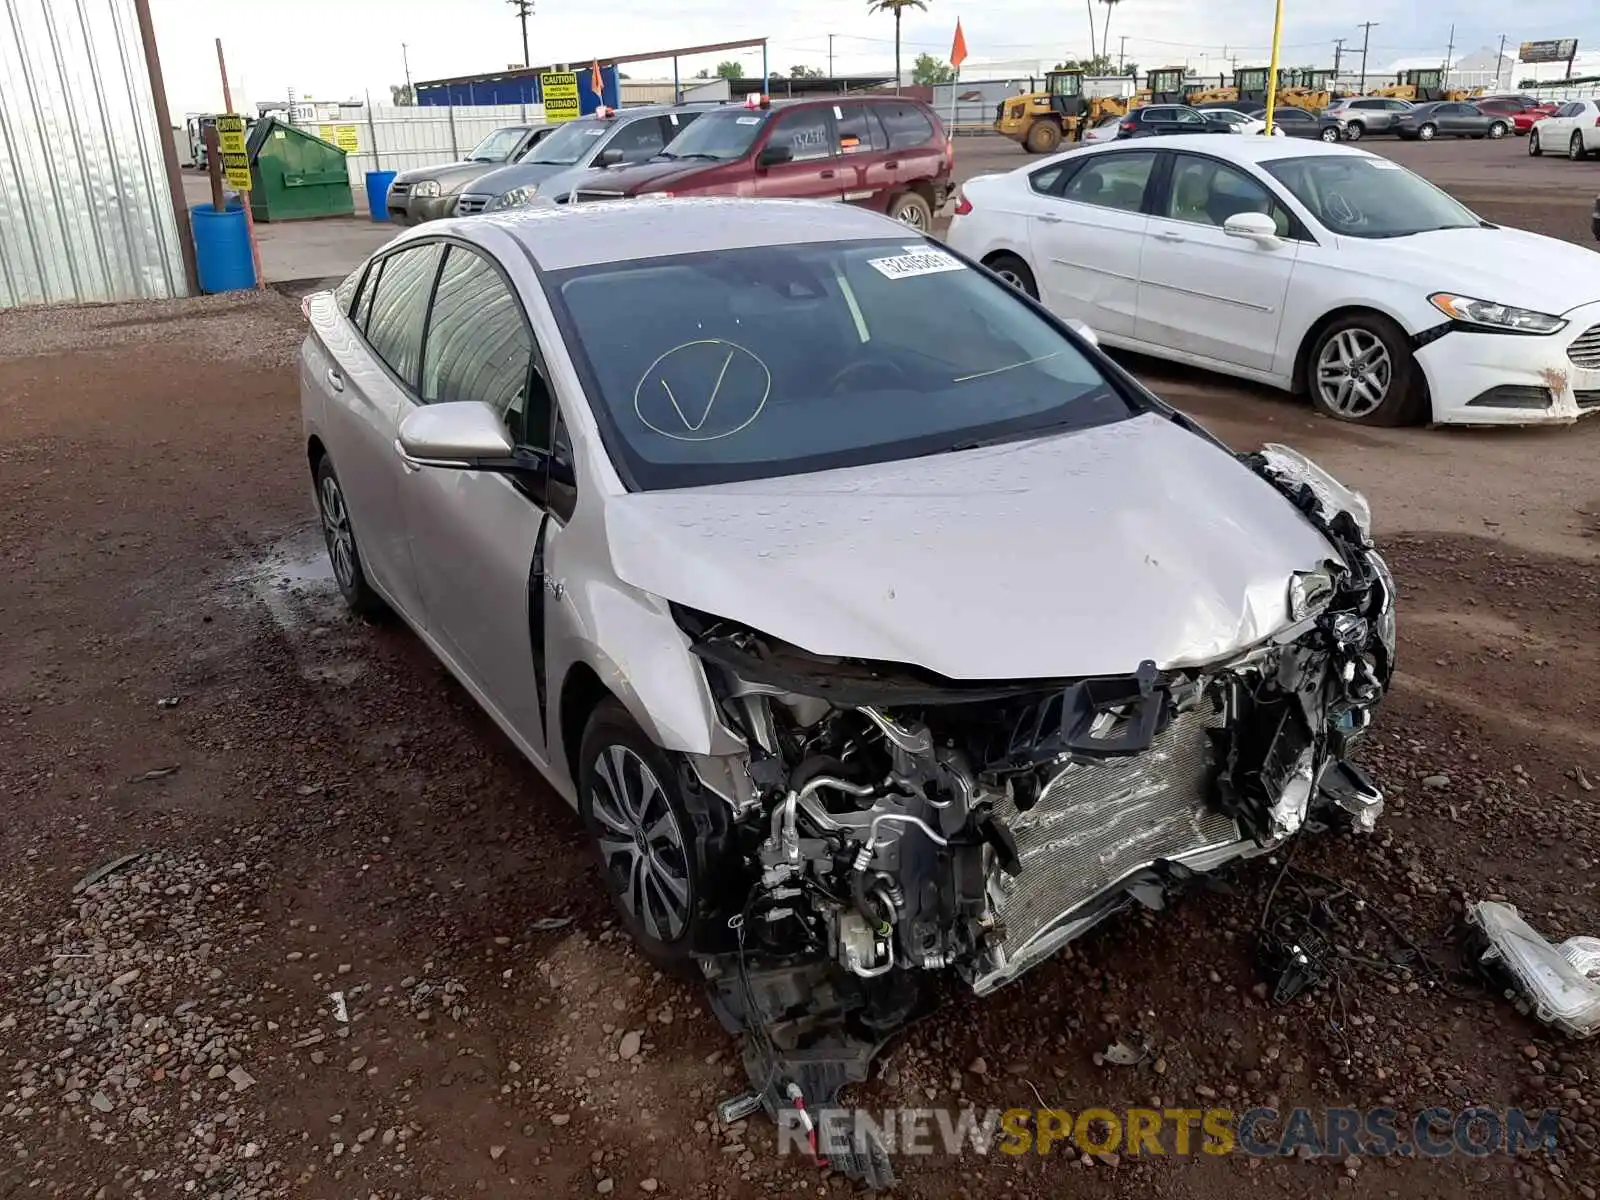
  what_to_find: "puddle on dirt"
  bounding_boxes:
[224,526,369,685]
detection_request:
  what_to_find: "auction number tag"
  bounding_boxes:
[867,249,965,280]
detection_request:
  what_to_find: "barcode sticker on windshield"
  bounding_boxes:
[736,116,762,125]
[867,250,965,280]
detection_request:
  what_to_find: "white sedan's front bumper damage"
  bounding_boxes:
[1414,300,1600,425]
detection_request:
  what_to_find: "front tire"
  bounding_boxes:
[1305,313,1427,427]
[579,700,717,977]
[314,456,386,617]
[1026,119,1063,154]
[985,253,1038,299]
[1488,120,1508,139]
[1418,123,1437,141]
[1570,133,1587,161]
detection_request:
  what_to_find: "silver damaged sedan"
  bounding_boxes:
[299,198,1395,1185]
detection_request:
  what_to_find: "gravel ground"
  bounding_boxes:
[2,148,1599,1200]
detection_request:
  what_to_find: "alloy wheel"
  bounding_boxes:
[1419,124,1436,141]
[896,201,929,230]
[589,745,692,942]
[1315,328,1393,421]
[317,474,357,592]
[1488,122,1507,139]
[1321,126,1340,142]
[995,265,1028,290]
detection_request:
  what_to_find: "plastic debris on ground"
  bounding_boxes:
[1466,900,1600,1038]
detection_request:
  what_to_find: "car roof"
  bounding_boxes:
[1051,133,1372,166]
[464,198,912,271]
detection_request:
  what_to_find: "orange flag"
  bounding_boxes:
[950,18,968,71]
[590,59,605,97]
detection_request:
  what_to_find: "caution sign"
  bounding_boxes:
[541,72,580,123]
[317,123,361,153]
[216,113,251,192]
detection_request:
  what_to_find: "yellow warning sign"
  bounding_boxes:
[541,72,580,123]
[317,123,360,153]
[216,113,251,192]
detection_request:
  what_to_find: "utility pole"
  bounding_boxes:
[1495,33,1507,90]
[1333,38,1345,77]
[507,0,533,69]
[828,33,834,78]
[1356,21,1378,93]
[1443,23,1455,80]
[402,43,412,95]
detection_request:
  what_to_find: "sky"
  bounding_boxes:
[149,0,1596,114]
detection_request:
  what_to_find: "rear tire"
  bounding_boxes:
[1320,125,1341,143]
[891,191,934,231]
[1026,119,1063,154]
[314,456,386,618]
[985,253,1038,299]
[1529,130,1542,156]
[1304,313,1427,428]
[1570,133,1587,161]
[1344,121,1365,141]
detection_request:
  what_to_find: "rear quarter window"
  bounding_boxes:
[334,264,362,318]
[875,102,937,149]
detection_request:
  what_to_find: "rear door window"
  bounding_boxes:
[1059,152,1156,213]
[363,243,444,388]
[875,102,937,148]
[835,102,888,154]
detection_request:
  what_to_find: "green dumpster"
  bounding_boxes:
[246,118,355,221]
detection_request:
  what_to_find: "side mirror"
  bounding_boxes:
[757,143,793,168]
[1223,211,1282,248]
[397,402,515,467]
[597,147,625,167]
[1064,318,1099,347]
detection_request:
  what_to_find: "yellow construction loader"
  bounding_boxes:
[1370,68,1478,103]
[993,69,1136,152]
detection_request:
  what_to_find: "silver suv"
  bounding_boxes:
[1326,97,1414,140]
[454,104,713,215]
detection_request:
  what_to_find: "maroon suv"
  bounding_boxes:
[569,95,954,229]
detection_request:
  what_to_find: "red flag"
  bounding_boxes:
[591,59,605,98]
[950,19,968,71]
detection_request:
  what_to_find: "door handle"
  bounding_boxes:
[1154,230,1186,242]
[819,169,836,179]
[1036,214,1063,224]
[326,368,344,392]
[883,160,899,169]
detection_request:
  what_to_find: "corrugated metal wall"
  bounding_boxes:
[0,0,187,307]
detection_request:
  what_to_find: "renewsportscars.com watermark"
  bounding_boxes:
[778,1106,1561,1160]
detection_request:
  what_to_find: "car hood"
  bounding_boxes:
[391,161,506,192]
[460,160,590,197]
[578,158,724,195]
[1343,225,1600,313]
[603,413,1339,680]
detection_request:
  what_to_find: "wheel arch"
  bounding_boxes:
[1291,304,1435,419]
[307,434,328,476]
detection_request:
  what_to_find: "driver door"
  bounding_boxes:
[398,243,553,762]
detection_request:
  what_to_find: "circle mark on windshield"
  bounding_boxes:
[632,339,772,442]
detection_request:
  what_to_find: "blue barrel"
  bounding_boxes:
[366,170,397,222]
[189,201,256,293]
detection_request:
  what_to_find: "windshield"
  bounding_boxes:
[467,127,529,163]
[548,240,1135,490]
[659,109,770,160]
[1264,155,1481,239]
[528,119,610,164]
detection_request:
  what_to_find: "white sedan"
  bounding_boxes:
[1528,98,1600,161]
[947,136,1600,425]
[1202,108,1287,137]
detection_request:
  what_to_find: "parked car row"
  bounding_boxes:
[386,96,955,230]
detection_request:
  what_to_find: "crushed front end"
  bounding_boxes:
[679,444,1396,1186]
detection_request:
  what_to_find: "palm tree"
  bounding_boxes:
[867,0,927,95]
[1100,0,1124,71]
[1086,0,1097,59]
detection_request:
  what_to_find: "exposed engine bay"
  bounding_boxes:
[674,448,1397,1187]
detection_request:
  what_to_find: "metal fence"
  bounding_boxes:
[0,0,187,307]
[311,104,549,192]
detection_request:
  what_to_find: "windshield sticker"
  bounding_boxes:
[736,116,762,125]
[633,340,772,442]
[868,250,966,280]
[1369,158,1401,168]
[580,128,606,137]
